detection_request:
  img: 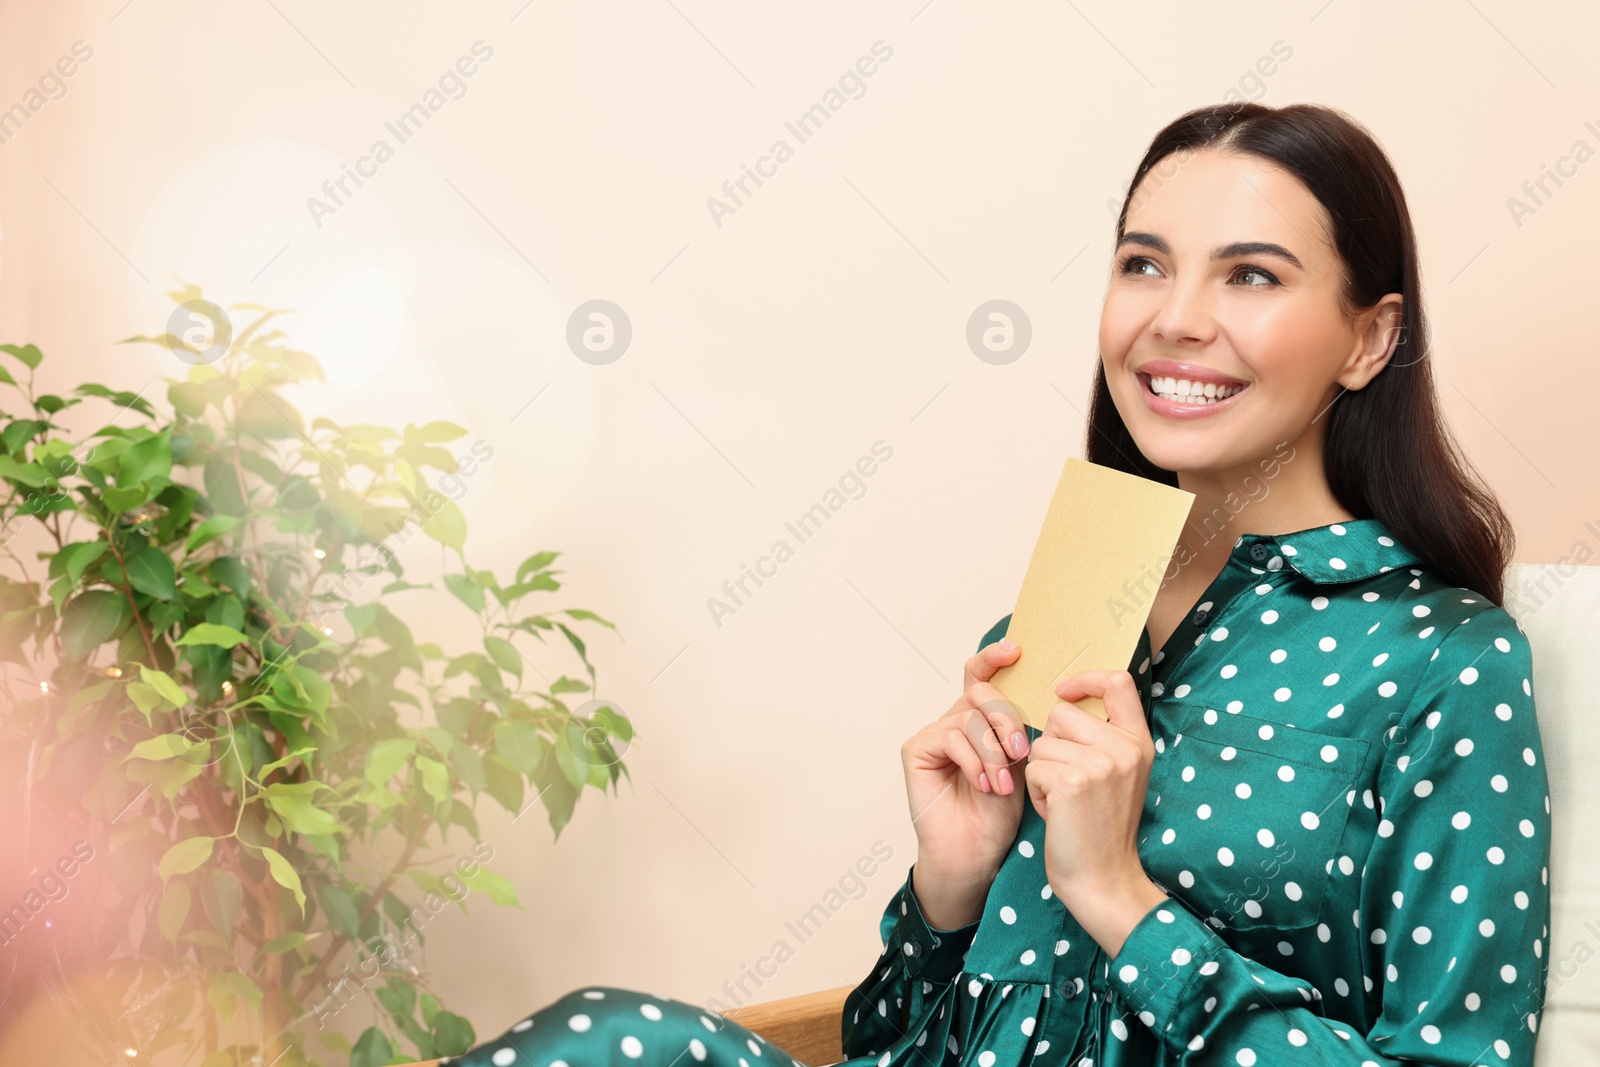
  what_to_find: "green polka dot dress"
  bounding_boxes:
[441,518,1551,1066]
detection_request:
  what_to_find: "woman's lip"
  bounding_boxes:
[1135,360,1249,387]
[1136,371,1249,419]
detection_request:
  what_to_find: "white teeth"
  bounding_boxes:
[1146,375,1244,404]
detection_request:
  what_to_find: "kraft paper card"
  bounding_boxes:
[989,457,1194,728]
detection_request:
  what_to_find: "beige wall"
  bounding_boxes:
[3,0,1597,1046]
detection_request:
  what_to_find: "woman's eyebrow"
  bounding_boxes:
[1117,231,1304,270]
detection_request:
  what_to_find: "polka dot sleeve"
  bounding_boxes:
[840,863,980,1060]
[1104,608,1551,1065]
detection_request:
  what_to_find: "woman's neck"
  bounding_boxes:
[1169,435,1356,578]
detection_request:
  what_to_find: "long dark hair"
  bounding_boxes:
[1087,101,1515,606]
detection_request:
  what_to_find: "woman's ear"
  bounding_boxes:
[1338,293,1405,390]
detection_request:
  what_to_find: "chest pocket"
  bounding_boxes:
[1139,702,1368,933]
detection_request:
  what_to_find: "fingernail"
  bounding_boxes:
[997,767,1013,793]
[978,771,990,792]
[1009,730,1027,757]
[997,640,1017,652]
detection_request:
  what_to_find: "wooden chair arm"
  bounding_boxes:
[396,983,855,1067]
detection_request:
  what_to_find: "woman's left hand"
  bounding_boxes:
[1026,669,1167,947]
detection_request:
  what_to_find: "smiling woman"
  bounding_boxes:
[432,101,1549,1067]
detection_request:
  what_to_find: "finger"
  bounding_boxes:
[1041,698,1118,744]
[962,681,1031,764]
[964,639,1020,688]
[1056,670,1146,736]
[906,719,994,798]
[958,706,1024,796]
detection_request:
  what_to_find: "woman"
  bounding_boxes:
[443,101,1550,1066]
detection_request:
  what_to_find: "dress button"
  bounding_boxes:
[904,939,923,959]
[1249,542,1273,561]
[1191,609,1210,626]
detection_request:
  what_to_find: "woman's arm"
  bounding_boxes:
[840,862,980,1059]
[1103,609,1551,1064]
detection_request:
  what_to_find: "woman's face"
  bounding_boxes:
[1098,147,1400,478]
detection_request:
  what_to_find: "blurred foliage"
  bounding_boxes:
[0,287,631,1066]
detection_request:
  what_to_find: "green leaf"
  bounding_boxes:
[52,540,107,587]
[350,1028,392,1067]
[483,636,522,679]
[260,846,307,916]
[564,607,618,630]
[459,864,520,907]
[139,665,189,708]
[516,551,560,583]
[257,747,314,778]
[549,675,589,694]
[184,514,242,553]
[126,546,179,600]
[421,498,467,551]
[264,793,341,837]
[261,931,308,954]
[0,455,52,488]
[157,836,215,882]
[431,1011,475,1056]
[444,573,484,614]
[174,622,249,649]
[119,434,173,486]
[317,884,361,938]
[365,738,415,786]
[158,882,190,943]
[414,755,449,805]
[125,734,204,762]
[0,343,42,369]
[61,589,131,661]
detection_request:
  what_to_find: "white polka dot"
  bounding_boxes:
[1236,782,1252,799]
[512,1019,534,1033]
[1278,765,1295,782]
[1018,840,1034,858]
[1172,948,1192,965]
[1312,596,1328,610]
[1502,965,1517,983]
[1420,1024,1441,1044]
[620,1036,643,1059]
[1274,687,1292,702]
[568,1015,592,1032]
[1460,667,1478,685]
[1413,926,1432,944]
[1496,703,1513,720]
[493,1051,517,1066]
[1301,811,1320,830]
[1480,919,1496,936]
[1237,1049,1258,1065]
[1198,803,1212,819]
[1218,847,1234,866]
[1319,636,1337,651]
[1270,649,1287,664]
[1020,949,1036,965]
[1000,906,1017,924]
[1119,964,1138,982]
[690,1039,707,1061]
[582,991,606,999]
[1414,852,1434,870]
[1257,828,1275,847]
[1329,558,1346,570]
[1320,744,1339,762]
[1261,610,1279,624]
[1284,882,1302,901]
[1452,811,1471,830]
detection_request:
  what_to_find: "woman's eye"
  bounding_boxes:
[1232,265,1278,286]
[1119,255,1159,277]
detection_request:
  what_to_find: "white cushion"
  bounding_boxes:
[1506,562,1600,1064]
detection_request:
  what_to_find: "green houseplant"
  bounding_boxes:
[0,287,632,1066]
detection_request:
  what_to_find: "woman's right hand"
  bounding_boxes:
[900,639,1030,928]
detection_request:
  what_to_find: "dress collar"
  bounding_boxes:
[1232,517,1423,584]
